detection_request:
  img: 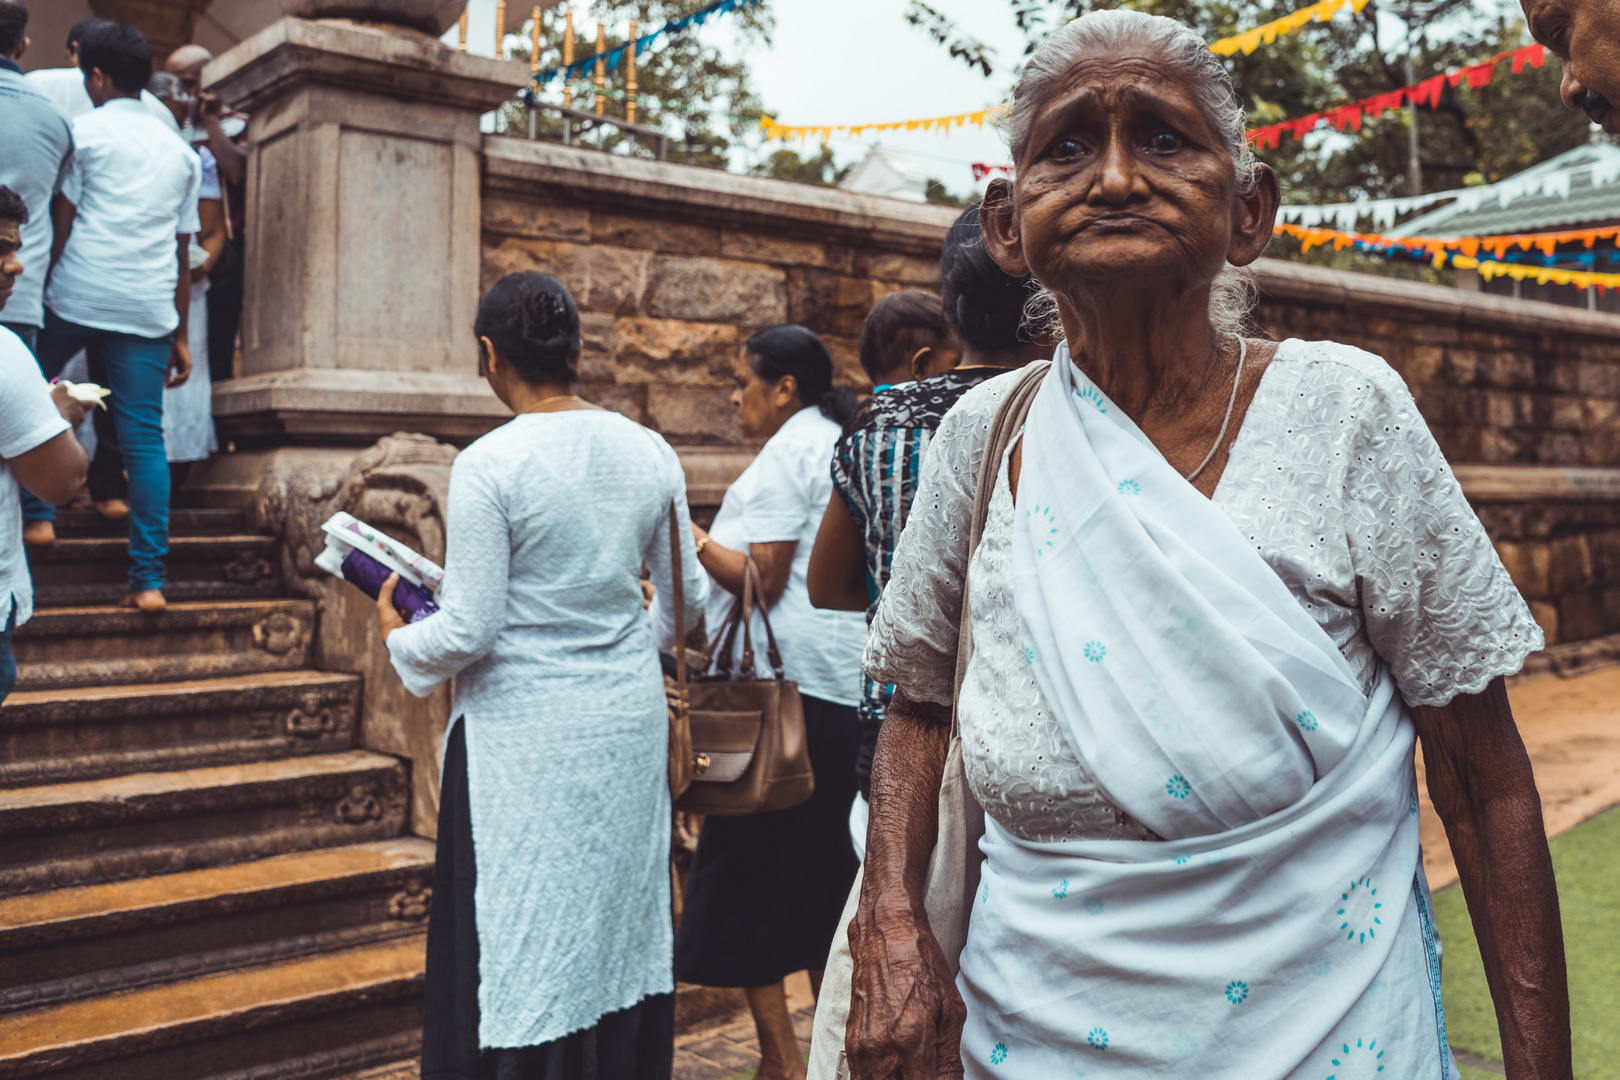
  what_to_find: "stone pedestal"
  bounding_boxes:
[204,18,531,446]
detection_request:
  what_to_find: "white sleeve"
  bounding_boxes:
[197,146,222,201]
[641,437,710,652]
[385,452,512,698]
[177,150,203,235]
[0,333,70,460]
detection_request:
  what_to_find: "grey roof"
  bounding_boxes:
[1391,142,1620,237]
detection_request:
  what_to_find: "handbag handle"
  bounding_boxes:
[667,498,687,701]
[708,555,787,682]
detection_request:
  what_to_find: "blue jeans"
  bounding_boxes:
[0,601,16,706]
[29,310,171,592]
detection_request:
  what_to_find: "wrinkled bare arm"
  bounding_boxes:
[1412,677,1570,1080]
[846,689,964,1080]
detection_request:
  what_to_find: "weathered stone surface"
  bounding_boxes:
[557,244,651,315]
[481,236,558,289]
[577,312,617,382]
[720,233,828,268]
[644,256,788,325]
[613,318,740,386]
[483,196,591,243]
[646,385,745,445]
[593,213,721,257]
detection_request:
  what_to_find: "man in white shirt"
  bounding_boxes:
[0,0,73,356]
[24,16,178,129]
[35,20,199,613]
[0,184,88,703]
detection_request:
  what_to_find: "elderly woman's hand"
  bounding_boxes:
[846,896,966,1079]
[845,693,964,1079]
[375,573,407,645]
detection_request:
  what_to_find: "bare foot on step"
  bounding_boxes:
[121,589,167,612]
[93,499,129,520]
[22,520,55,546]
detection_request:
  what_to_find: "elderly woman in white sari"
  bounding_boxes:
[841,11,1571,1080]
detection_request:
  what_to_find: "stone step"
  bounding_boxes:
[0,671,361,789]
[50,507,249,539]
[0,751,410,898]
[0,937,425,1080]
[12,601,315,692]
[27,535,283,608]
[0,838,434,1015]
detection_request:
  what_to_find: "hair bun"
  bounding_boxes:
[519,288,571,345]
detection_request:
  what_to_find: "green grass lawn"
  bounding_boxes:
[1435,805,1620,1079]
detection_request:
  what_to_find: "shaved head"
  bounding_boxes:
[166,43,212,92]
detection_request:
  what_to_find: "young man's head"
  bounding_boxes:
[1521,0,1620,133]
[858,289,961,389]
[0,0,27,62]
[77,19,150,107]
[0,185,30,315]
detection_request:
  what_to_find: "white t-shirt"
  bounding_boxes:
[705,405,868,707]
[24,66,178,129]
[45,97,203,339]
[0,327,71,627]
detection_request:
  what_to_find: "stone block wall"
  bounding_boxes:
[480,138,954,459]
[479,140,1620,656]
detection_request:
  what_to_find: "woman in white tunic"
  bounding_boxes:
[840,12,1570,1080]
[378,273,709,1080]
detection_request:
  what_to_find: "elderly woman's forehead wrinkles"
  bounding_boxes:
[1031,78,1212,147]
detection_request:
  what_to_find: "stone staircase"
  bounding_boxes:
[0,508,433,1080]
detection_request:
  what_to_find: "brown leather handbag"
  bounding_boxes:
[673,556,814,816]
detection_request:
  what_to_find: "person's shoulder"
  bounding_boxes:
[0,328,50,396]
[1267,338,1426,441]
[940,365,1040,430]
[1270,338,1408,395]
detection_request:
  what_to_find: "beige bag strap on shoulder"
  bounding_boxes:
[812,362,1051,1080]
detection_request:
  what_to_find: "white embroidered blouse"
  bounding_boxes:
[864,339,1542,843]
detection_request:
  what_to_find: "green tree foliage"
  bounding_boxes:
[750,143,853,185]
[498,0,773,167]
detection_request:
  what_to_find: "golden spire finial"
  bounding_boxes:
[625,20,637,123]
[562,7,575,107]
[593,22,606,116]
[530,6,542,74]
[457,7,467,51]
[494,0,506,56]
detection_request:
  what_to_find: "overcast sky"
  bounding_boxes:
[450,0,1526,201]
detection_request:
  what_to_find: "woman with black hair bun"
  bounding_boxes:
[376,272,709,1080]
[676,324,867,1080]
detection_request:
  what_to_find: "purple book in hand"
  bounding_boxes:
[341,549,440,623]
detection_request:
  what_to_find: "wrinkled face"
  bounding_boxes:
[986,48,1273,304]
[1522,0,1620,133]
[0,219,21,312]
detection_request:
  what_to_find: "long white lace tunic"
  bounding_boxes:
[387,411,709,1048]
[865,339,1541,843]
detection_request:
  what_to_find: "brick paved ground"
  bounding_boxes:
[672,998,816,1080]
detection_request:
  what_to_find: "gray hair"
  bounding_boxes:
[146,70,192,107]
[1003,9,1260,339]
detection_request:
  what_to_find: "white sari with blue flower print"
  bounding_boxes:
[955,346,1454,1079]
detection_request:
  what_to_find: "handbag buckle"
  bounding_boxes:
[693,752,711,776]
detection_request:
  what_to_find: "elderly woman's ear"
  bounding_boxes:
[979,178,1033,278]
[1226,162,1282,268]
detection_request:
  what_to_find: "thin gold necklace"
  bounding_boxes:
[522,394,584,413]
[1183,336,1246,483]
